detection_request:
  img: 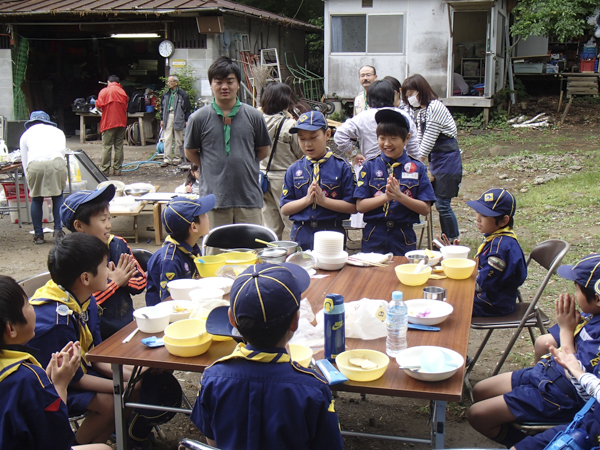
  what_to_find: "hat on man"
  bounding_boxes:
[289,111,328,133]
[162,194,215,235]
[61,184,116,231]
[466,188,516,218]
[206,263,311,338]
[24,111,57,129]
[557,253,600,295]
[374,108,410,130]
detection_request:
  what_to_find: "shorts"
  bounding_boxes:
[514,425,565,450]
[548,324,560,346]
[361,222,416,256]
[26,157,67,198]
[67,368,108,414]
[504,362,583,423]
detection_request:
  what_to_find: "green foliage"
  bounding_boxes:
[156,65,199,120]
[511,0,597,42]
[307,17,324,75]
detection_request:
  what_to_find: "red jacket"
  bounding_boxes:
[96,82,128,132]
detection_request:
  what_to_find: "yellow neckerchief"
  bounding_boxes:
[306,150,333,209]
[0,349,42,383]
[475,226,518,258]
[30,280,94,371]
[210,342,291,369]
[108,234,114,246]
[381,157,402,217]
[165,235,193,255]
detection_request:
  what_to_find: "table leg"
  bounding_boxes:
[80,115,85,144]
[133,216,139,243]
[432,400,446,449]
[139,117,146,146]
[153,203,163,245]
[560,97,573,125]
[111,363,128,450]
[557,90,564,113]
[14,171,22,228]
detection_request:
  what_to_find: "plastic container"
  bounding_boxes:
[324,293,345,361]
[133,306,171,333]
[441,258,476,280]
[336,349,390,382]
[0,139,8,163]
[1,182,28,199]
[288,344,313,368]
[164,318,206,345]
[395,264,432,286]
[8,196,52,224]
[386,291,407,357]
[195,254,227,278]
[65,180,87,193]
[166,279,201,300]
[69,158,82,182]
[440,245,470,260]
[580,59,596,73]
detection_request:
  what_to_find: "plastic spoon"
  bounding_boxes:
[433,239,445,249]
[254,238,278,247]
[414,259,427,274]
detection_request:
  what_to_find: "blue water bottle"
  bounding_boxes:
[324,294,345,361]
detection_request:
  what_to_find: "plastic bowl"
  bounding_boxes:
[315,251,348,270]
[195,277,234,294]
[396,346,464,382]
[288,344,313,368]
[218,251,257,265]
[189,288,225,303]
[336,349,389,382]
[165,279,201,300]
[395,264,432,286]
[133,306,171,333]
[405,250,442,266]
[440,245,470,260]
[155,300,195,322]
[441,258,476,280]
[164,318,207,346]
[195,254,227,278]
[405,299,454,326]
[163,333,212,358]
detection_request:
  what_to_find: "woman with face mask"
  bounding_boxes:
[401,74,462,243]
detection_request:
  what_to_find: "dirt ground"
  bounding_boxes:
[1,96,598,449]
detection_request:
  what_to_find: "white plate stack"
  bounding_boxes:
[313,231,348,270]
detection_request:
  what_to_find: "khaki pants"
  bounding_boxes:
[101,127,125,174]
[163,112,183,164]
[262,171,292,240]
[208,208,263,229]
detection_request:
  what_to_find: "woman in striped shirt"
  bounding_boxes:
[402,74,462,242]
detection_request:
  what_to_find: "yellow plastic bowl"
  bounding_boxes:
[218,251,257,265]
[164,319,207,346]
[336,349,389,382]
[441,258,476,280]
[395,264,432,286]
[195,255,227,278]
[288,344,313,368]
[163,333,212,358]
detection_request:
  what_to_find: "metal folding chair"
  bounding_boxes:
[201,224,277,256]
[18,271,51,298]
[464,239,570,400]
[179,438,220,450]
[131,248,154,273]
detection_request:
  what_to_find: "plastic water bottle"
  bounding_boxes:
[386,291,407,357]
[324,294,345,361]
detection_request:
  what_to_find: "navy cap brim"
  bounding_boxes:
[557,265,576,281]
[465,199,504,217]
[205,306,244,341]
[374,108,410,130]
[289,124,324,134]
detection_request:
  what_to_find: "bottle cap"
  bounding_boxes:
[392,291,403,300]
[324,294,344,312]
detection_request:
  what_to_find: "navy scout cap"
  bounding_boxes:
[206,263,311,338]
[289,111,327,133]
[374,108,410,130]
[61,184,116,231]
[466,188,516,218]
[162,194,215,235]
[557,253,600,295]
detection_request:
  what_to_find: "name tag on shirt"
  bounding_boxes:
[580,327,592,341]
[401,172,418,179]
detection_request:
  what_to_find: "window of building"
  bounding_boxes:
[331,14,404,54]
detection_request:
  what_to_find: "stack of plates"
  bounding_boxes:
[313,231,347,270]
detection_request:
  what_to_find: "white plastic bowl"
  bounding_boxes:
[405,250,442,266]
[155,300,195,322]
[166,279,201,300]
[133,306,171,333]
[195,277,234,294]
[314,251,348,270]
[189,288,225,302]
[440,245,470,260]
[396,346,464,382]
[405,299,454,326]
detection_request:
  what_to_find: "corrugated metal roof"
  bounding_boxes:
[0,0,321,31]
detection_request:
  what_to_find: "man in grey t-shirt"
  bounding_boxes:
[185,57,271,228]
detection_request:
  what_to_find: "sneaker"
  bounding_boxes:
[161,161,170,168]
[34,235,45,245]
[114,170,122,176]
[53,230,65,243]
[172,159,182,166]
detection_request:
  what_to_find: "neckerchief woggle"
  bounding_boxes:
[30,280,94,371]
[381,155,402,217]
[307,150,333,209]
[212,97,242,156]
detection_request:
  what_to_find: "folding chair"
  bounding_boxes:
[464,239,570,400]
[18,272,51,298]
[131,248,154,273]
[201,224,277,256]
[178,438,220,450]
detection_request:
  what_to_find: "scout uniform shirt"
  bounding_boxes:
[0,347,75,450]
[191,343,344,450]
[473,227,527,317]
[354,152,436,255]
[146,236,200,306]
[94,234,146,340]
